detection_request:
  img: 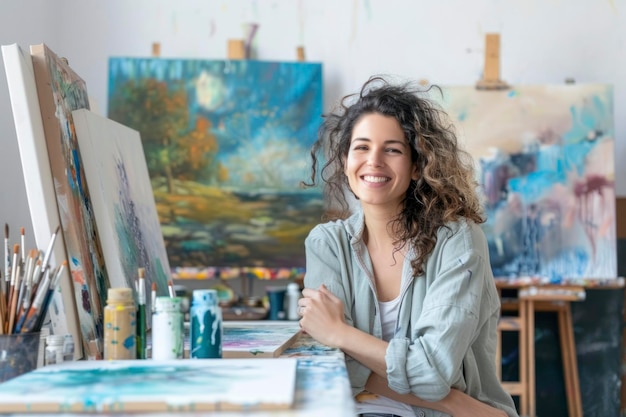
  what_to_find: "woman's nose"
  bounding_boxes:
[367,150,384,167]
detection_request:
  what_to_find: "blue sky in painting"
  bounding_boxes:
[108,59,322,190]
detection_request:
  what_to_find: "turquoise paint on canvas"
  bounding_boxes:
[0,359,297,412]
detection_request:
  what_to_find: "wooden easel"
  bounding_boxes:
[475,33,509,90]
[497,282,586,417]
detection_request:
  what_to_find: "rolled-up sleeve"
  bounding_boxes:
[386,226,488,401]
[303,226,352,324]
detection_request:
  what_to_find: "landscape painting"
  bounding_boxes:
[439,84,616,282]
[108,58,324,276]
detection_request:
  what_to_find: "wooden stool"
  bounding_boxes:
[496,297,529,416]
[497,285,585,417]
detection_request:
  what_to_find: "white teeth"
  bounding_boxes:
[363,175,389,183]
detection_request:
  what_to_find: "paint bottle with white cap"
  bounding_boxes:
[151,296,184,360]
[285,282,302,321]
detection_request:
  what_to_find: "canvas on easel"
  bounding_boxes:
[1,43,82,359]
[107,58,323,278]
[439,84,616,282]
[72,109,171,321]
[30,43,108,358]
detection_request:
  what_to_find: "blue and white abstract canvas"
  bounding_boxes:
[439,85,616,282]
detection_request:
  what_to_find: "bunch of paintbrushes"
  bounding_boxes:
[0,223,63,335]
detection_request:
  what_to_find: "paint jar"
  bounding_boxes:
[0,332,41,382]
[266,286,287,320]
[152,296,184,360]
[44,334,64,366]
[284,283,302,321]
[104,287,137,360]
[62,334,74,362]
[190,289,222,359]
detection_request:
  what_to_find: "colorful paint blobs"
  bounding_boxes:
[0,358,297,413]
[223,321,301,358]
[439,85,616,282]
[31,44,108,356]
[107,58,324,271]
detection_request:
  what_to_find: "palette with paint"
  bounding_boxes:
[0,358,298,413]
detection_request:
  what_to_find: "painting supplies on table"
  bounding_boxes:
[0,224,63,335]
[135,268,147,359]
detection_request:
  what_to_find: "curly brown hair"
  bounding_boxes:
[303,76,485,276]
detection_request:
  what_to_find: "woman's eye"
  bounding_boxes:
[387,148,402,154]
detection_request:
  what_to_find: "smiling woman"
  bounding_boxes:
[299,76,518,417]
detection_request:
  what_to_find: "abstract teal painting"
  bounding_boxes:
[439,85,616,282]
[107,59,323,276]
[0,358,297,412]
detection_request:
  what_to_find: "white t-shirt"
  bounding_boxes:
[355,295,415,417]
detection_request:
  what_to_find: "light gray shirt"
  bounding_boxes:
[304,209,519,417]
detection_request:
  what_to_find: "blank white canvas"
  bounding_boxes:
[1,43,81,358]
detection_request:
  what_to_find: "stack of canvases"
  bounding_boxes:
[2,43,172,360]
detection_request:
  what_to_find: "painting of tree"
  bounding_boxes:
[108,59,323,273]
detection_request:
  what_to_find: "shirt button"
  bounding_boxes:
[418,411,425,417]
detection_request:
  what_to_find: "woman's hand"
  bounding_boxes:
[298,284,347,348]
[443,389,508,417]
[366,373,507,417]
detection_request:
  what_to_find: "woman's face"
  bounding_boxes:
[345,113,418,211]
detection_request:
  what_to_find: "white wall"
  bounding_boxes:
[2,0,626,244]
[0,0,61,249]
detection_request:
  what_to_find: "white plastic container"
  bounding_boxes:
[284,283,302,321]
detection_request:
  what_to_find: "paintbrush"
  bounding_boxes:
[17,268,51,334]
[40,225,60,275]
[19,227,25,266]
[168,280,175,298]
[0,271,5,330]
[4,224,9,306]
[34,261,66,332]
[7,259,22,333]
[136,267,147,359]
[6,244,19,327]
[151,282,157,313]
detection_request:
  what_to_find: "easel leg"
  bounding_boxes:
[527,299,536,417]
[559,302,582,417]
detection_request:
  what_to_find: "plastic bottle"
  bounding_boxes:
[104,287,137,360]
[190,289,222,359]
[152,296,184,360]
[62,334,75,361]
[285,282,302,321]
[45,334,65,366]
